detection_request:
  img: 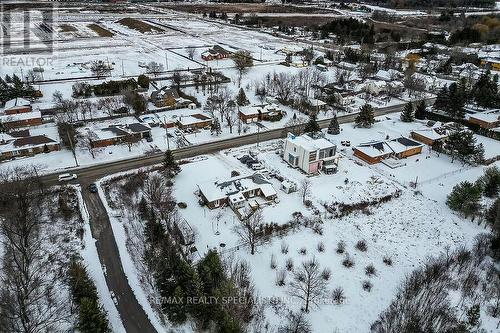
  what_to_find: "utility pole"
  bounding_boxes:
[121,59,125,76]
[165,52,168,70]
[164,116,170,150]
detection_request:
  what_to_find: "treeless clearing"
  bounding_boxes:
[88,23,114,37]
[117,18,163,34]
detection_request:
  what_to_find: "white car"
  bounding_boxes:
[58,173,77,182]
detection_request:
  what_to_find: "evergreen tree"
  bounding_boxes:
[485,198,500,226]
[77,298,111,333]
[415,99,427,120]
[355,104,375,128]
[327,115,340,135]
[477,166,500,198]
[446,81,467,119]
[446,181,483,219]
[471,70,499,108]
[400,102,414,122]
[304,114,320,133]
[236,88,249,106]
[446,130,484,165]
[163,149,181,176]
[211,118,222,136]
[434,86,449,110]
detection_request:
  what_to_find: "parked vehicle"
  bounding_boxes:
[251,163,265,171]
[58,173,77,182]
[88,183,98,193]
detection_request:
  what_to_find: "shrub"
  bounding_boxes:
[336,240,346,254]
[285,258,294,271]
[342,255,354,268]
[93,78,137,96]
[270,254,277,270]
[137,74,150,89]
[299,247,307,255]
[383,256,393,266]
[276,269,287,286]
[362,280,373,292]
[365,264,376,277]
[321,268,331,281]
[304,199,312,207]
[332,287,346,305]
[177,202,187,209]
[317,241,325,253]
[355,240,368,252]
[281,241,289,254]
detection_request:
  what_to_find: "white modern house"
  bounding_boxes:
[283,133,339,174]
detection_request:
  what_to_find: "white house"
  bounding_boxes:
[283,133,338,174]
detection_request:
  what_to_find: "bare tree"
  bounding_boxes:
[0,167,69,333]
[143,173,176,219]
[90,60,111,78]
[300,179,312,204]
[289,258,328,312]
[272,72,296,103]
[233,208,264,255]
[78,130,100,159]
[187,47,196,60]
[233,49,253,87]
[278,310,312,333]
[224,101,238,134]
[146,61,164,76]
[123,132,140,152]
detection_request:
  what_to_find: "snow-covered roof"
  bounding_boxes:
[178,114,212,126]
[411,128,449,141]
[287,133,335,152]
[356,137,423,157]
[4,98,30,111]
[239,104,281,116]
[198,172,276,203]
[469,111,500,124]
[0,111,41,123]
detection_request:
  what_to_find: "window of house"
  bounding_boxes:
[309,151,317,162]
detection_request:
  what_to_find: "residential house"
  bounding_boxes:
[3,98,32,115]
[0,111,42,130]
[150,88,191,108]
[468,111,500,129]
[480,57,500,71]
[201,45,231,61]
[411,126,450,146]
[337,62,357,71]
[197,172,277,210]
[353,137,423,164]
[239,104,283,124]
[364,80,386,96]
[283,133,338,174]
[89,122,152,148]
[0,130,60,161]
[309,98,328,113]
[177,114,213,130]
[373,69,401,82]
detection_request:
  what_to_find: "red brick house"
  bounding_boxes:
[0,131,60,161]
[0,111,42,130]
[201,45,231,61]
[4,98,32,115]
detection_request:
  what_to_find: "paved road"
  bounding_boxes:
[53,98,433,333]
[81,188,157,333]
[43,98,434,185]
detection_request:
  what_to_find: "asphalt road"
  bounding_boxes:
[55,98,433,333]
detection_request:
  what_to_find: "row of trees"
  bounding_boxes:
[68,261,110,332]
[0,74,38,105]
[434,71,499,117]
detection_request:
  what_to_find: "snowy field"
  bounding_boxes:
[95,115,498,332]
